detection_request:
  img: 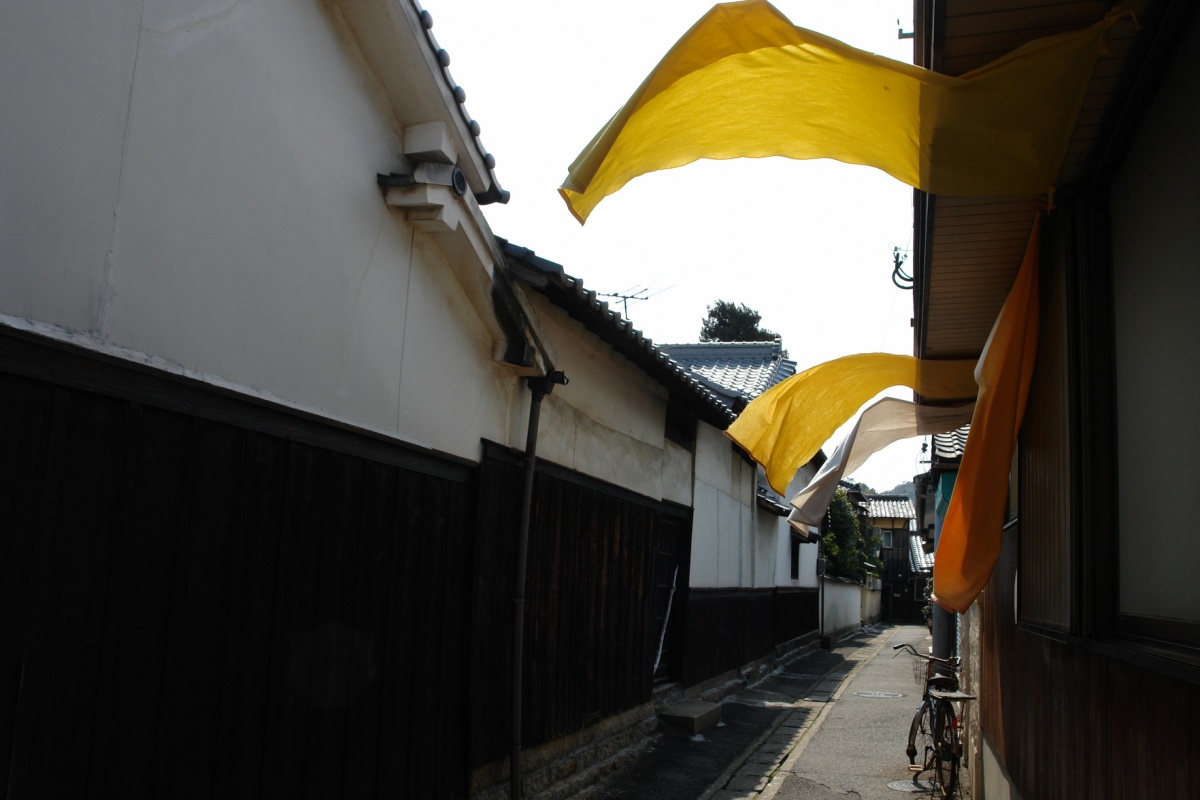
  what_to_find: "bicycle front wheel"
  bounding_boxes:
[934,701,959,798]
[907,700,933,770]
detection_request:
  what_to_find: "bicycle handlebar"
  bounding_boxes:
[891,642,959,665]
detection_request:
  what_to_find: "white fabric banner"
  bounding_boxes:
[788,398,975,530]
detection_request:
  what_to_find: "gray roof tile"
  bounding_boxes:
[932,425,970,462]
[658,341,797,408]
[409,0,507,204]
[868,495,916,520]
[909,534,934,573]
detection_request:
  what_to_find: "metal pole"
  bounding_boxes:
[511,371,566,800]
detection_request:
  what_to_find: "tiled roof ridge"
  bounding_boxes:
[407,0,508,205]
[499,240,738,428]
[660,339,784,348]
[658,340,797,401]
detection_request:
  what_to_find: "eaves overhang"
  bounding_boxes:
[912,0,1180,364]
[500,239,738,431]
[332,0,508,205]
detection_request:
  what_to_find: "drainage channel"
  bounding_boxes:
[852,691,904,698]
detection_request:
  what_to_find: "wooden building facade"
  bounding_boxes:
[913,0,1200,796]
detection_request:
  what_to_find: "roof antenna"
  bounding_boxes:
[597,285,671,318]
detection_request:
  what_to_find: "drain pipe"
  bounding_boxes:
[511,370,567,800]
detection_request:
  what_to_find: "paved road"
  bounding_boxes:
[767,624,940,800]
[586,623,959,800]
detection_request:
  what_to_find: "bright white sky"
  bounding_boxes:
[432,0,928,492]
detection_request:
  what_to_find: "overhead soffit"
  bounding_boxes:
[919,0,1147,361]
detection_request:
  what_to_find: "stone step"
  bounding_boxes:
[658,699,722,735]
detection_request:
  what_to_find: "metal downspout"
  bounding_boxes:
[511,370,567,800]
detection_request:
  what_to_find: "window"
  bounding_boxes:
[881,529,893,549]
[1106,14,1200,648]
[790,535,801,580]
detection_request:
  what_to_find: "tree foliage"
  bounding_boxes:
[821,488,870,583]
[699,300,778,343]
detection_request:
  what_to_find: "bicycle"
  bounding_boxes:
[892,642,974,798]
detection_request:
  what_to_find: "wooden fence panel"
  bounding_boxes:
[469,448,691,768]
[773,588,819,645]
[0,374,54,797]
[0,359,476,800]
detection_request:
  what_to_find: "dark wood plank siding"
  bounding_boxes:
[0,350,476,800]
[982,522,1198,798]
[680,587,818,688]
[1017,212,1074,632]
[773,588,820,646]
[469,447,693,768]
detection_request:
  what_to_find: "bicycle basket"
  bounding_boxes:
[911,656,930,687]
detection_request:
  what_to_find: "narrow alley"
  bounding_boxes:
[587,624,957,800]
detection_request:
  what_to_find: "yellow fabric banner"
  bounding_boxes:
[560,0,1113,223]
[726,354,977,494]
[933,218,1041,613]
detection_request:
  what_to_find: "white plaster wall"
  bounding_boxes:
[518,295,675,496]
[690,480,722,588]
[694,422,732,492]
[775,537,820,589]
[861,585,881,621]
[821,579,863,635]
[525,296,668,447]
[770,463,821,588]
[690,422,755,589]
[797,543,819,588]
[753,509,779,589]
[0,0,513,460]
[661,440,693,507]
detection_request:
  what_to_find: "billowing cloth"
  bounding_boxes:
[933,218,1040,613]
[787,398,975,529]
[726,354,976,494]
[560,0,1115,223]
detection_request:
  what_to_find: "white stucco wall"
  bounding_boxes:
[771,463,821,588]
[518,295,677,497]
[821,578,864,636]
[690,422,755,589]
[661,439,694,507]
[753,507,781,588]
[793,542,820,589]
[1,0,514,461]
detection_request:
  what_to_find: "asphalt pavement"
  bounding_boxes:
[584,623,956,800]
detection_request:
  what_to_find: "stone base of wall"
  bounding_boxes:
[470,687,667,800]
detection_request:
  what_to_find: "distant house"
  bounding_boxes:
[866,495,924,622]
[658,340,824,588]
[911,1,1199,798]
[660,340,824,581]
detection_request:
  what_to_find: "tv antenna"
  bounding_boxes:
[596,284,671,318]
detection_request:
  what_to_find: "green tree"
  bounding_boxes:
[699,300,778,343]
[822,488,870,583]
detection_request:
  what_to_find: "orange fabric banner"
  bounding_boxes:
[933,217,1041,613]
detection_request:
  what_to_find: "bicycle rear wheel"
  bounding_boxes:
[934,701,959,797]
